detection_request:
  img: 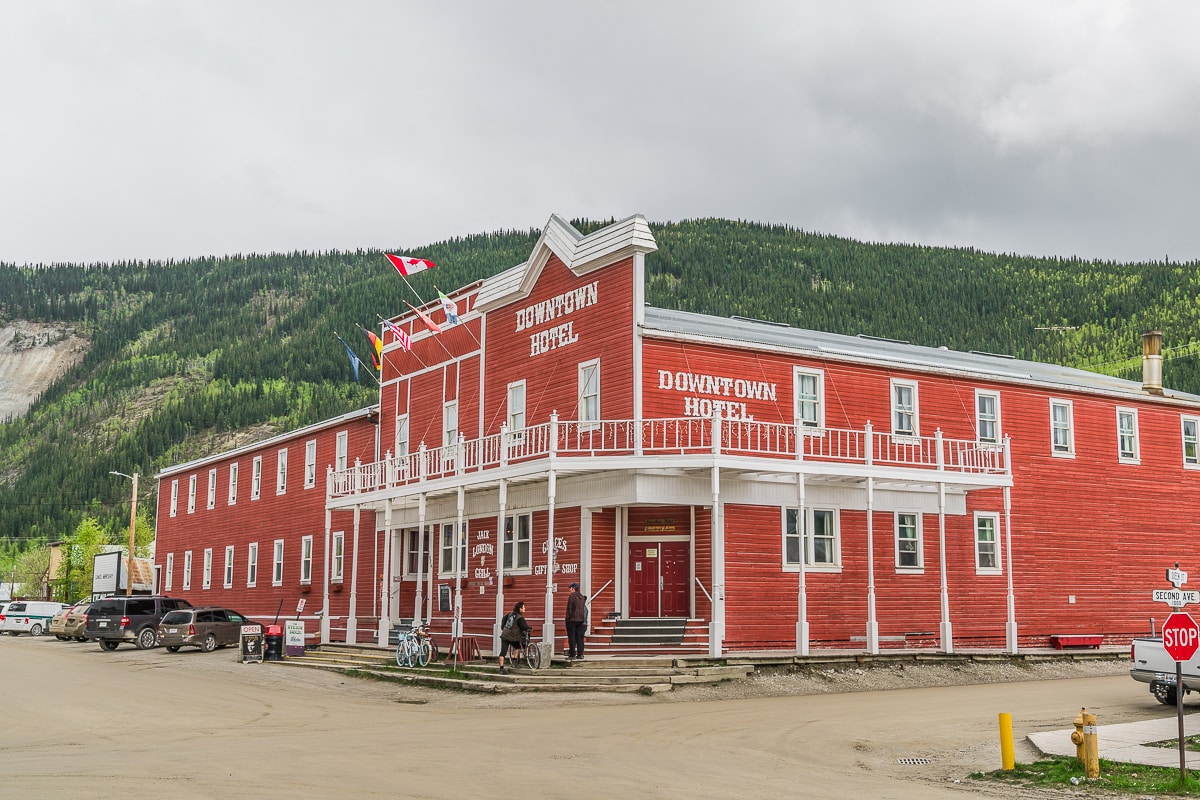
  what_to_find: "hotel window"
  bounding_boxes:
[187,475,197,514]
[207,468,217,510]
[784,508,839,568]
[336,431,348,472]
[300,535,313,584]
[228,462,238,505]
[164,553,174,591]
[1116,407,1140,463]
[891,380,918,437]
[443,401,459,470]
[272,540,284,586]
[975,512,1001,573]
[332,532,344,582]
[975,390,1001,444]
[395,414,410,459]
[895,513,922,569]
[1183,416,1200,468]
[251,456,262,499]
[182,550,193,590]
[507,380,526,440]
[793,368,825,430]
[247,542,258,588]
[1050,399,1074,456]
[170,480,179,517]
[404,528,432,578]
[305,439,317,489]
[202,548,212,589]
[503,513,533,571]
[579,359,600,428]
[439,522,467,575]
[224,545,235,588]
[276,447,288,494]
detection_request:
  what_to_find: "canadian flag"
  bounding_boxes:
[385,254,435,277]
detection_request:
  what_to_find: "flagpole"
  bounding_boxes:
[333,332,380,387]
[376,313,430,372]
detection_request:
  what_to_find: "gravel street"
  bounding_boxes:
[2,635,1156,799]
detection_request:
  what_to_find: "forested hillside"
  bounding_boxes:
[2,218,1199,559]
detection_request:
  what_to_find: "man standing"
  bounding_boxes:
[565,582,587,661]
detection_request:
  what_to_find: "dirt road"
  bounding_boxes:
[2,636,1157,799]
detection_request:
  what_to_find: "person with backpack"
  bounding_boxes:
[498,600,529,674]
[565,582,587,661]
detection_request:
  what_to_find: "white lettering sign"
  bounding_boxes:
[656,370,778,420]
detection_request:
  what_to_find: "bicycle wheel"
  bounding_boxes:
[427,637,440,662]
[524,640,541,670]
[416,639,432,667]
[395,638,410,668]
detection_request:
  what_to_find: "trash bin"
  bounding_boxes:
[264,625,283,661]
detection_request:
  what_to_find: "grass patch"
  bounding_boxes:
[973,757,1200,795]
[1151,736,1200,753]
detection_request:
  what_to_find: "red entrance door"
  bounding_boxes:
[628,541,690,617]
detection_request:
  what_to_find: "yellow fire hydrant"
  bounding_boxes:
[1070,707,1100,779]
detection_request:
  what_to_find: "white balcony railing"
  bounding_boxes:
[329,416,1010,499]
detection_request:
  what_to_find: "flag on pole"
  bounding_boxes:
[335,334,361,382]
[438,290,460,327]
[382,318,412,351]
[386,254,436,277]
[405,301,443,334]
[358,326,382,370]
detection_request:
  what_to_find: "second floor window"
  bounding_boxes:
[976,390,1000,444]
[579,359,600,427]
[170,480,179,517]
[276,448,288,494]
[305,440,317,489]
[187,475,197,514]
[1117,408,1140,463]
[1050,399,1074,456]
[207,468,217,510]
[891,380,918,437]
[1183,416,1200,467]
[228,462,238,505]
[251,456,263,499]
[507,381,526,438]
[794,368,824,429]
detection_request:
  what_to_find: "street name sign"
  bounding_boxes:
[1153,589,1200,606]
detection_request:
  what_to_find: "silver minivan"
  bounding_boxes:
[1,600,70,636]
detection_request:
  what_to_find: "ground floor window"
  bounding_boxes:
[974,512,1001,573]
[504,513,532,571]
[783,507,839,568]
[439,523,467,575]
[404,528,432,578]
[895,513,922,569]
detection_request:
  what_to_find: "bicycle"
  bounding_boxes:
[414,623,439,663]
[395,624,432,668]
[518,631,541,670]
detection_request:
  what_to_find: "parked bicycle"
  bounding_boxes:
[414,623,439,663]
[395,624,433,668]
[518,630,541,670]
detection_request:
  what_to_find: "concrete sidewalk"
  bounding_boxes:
[1029,713,1200,768]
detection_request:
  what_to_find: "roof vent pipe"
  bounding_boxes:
[1142,330,1164,396]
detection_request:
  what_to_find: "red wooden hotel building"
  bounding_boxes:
[155,214,1200,656]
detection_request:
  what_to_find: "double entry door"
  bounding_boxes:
[628,541,689,618]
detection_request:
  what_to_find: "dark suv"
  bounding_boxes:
[85,595,192,650]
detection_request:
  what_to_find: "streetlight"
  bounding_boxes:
[110,471,138,596]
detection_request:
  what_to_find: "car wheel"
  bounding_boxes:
[100,640,119,651]
[202,634,218,653]
[135,627,158,650]
[56,635,68,641]
[75,636,87,642]
[29,623,43,636]
[166,645,181,653]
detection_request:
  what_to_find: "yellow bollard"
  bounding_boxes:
[998,712,1015,770]
[1082,709,1100,779]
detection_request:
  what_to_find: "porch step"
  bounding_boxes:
[609,617,687,645]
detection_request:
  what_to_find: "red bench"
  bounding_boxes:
[1050,634,1103,650]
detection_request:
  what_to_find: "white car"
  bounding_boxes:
[0,601,70,636]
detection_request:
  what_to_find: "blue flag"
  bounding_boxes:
[336,334,360,382]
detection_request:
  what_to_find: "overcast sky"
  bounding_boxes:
[3,1,1198,266]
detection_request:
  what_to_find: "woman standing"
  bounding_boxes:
[498,601,529,674]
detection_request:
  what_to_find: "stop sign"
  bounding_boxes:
[1162,612,1200,662]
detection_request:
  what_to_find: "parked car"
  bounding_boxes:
[0,601,70,636]
[50,601,92,641]
[84,595,192,650]
[158,607,262,653]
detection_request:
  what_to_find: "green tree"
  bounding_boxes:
[60,516,112,602]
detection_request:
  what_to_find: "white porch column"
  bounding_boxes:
[542,413,559,646]
[494,478,507,654]
[321,503,331,644]
[414,493,427,623]
[377,499,393,645]
[796,471,809,656]
[453,485,465,640]
[937,480,952,653]
[581,505,593,630]
[1004,480,1018,653]
[865,423,879,654]
[346,505,360,644]
[709,408,725,657]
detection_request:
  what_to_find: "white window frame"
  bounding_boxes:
[300,535,313,584]
[783,507,840,570]
[890,379,919,438]
[272,539,285,586]
[170,480,179,517]
[228,462,238,505]
[1183,415,1200,469]
[507,380,526,441]
[276,447,288,495]
[247,542,258,588]
[251,456,263,500]
[187,474,197,514]
[336,431,348,472]
[974,511,1001,574]
[164,553,174,591]
[1050,399,1075,457]
[224,545,235,588]
[439,522,467,576]
[975,389,1001,445]
[202,548,212,589]
[578,358,600,429]
[894,512,923,571]
[793,367,825,431]
[1116,407,1140,464]
[332,531,344,582]
[395,414,410,459]
[442,401,459,470]
[206,468,217,510]
[503,513,533,572]
[403,528,432,579]
[305,439,317,489]
[182,550,193,591]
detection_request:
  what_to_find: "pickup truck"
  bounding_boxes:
[1129,636,1200,705]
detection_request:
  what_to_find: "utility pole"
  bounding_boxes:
[110,471,139,595]
[1035,325,1079,365]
